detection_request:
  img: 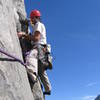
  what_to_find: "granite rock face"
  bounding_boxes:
[0,0,44,100]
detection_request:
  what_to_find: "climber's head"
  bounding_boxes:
[30,9,41,24]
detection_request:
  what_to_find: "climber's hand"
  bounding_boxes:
[43,47,46,52]
[23,34,31,40]
[17,32,26,38]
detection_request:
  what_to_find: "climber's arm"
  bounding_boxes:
[23,31,40,42]
[32,31,40,42]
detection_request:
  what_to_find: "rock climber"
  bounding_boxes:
[20,9,52,95]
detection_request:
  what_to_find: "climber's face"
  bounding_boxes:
[30,17,40,26]
[30,17,35,24]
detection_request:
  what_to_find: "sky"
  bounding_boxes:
[24,0,100,100]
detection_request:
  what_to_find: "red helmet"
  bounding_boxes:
[30,10,41,19]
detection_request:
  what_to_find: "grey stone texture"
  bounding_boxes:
[0,0,44,100]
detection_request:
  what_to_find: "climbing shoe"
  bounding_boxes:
[43,91,51,95]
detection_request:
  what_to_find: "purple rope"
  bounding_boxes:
[0,48,26,67]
